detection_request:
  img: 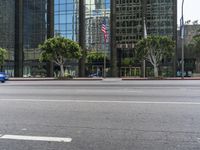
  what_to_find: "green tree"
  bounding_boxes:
[0,48,8,71]
[188,30,200,72]
[86,50,108,76]
[189,30,200,52]
[122,58,134,66]
[39,37,82,77]
[135,36,175,77]
[86,50,105,63]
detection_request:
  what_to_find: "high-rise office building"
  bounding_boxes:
[23,0,48,76]
[0,0,177,77]
[111,0,177,77]
[0,0,53,77]
[54,0,110,76]
[0,0,15,75]
[54,0,78,41]
[0,0,49,77]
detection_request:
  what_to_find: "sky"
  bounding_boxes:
[177,0,200,24]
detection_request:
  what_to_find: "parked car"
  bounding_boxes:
[0,72,6,83]
[88,73,102,78]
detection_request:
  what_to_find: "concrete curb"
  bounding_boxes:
[8,77,200,81]
[9,77,103,81]
[9,78,56,81]
[122,77,200,80]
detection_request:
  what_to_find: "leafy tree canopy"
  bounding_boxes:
[122,58,134,66]
[135,36,175,64]
[189,29,200,56]
[39,36,82,77]
[87,50,105,63]
[135,36,175,77]
[0,47,8,67]
[39,36,82,63]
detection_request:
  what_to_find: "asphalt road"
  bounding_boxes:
[1,80,200,150]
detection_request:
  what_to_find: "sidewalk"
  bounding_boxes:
[8,77,200,81]
[122,77,200,80]
[8,77,103,81]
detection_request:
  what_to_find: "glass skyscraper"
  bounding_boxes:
[0,0,48,77]
[54,0,110,48]
[23,0,48,76]
[111,0,177,77]
[0,0,177,77]
[85,0,110,51]
[54,0,79,41]
[0,0,15,75]
[54,0,110,76]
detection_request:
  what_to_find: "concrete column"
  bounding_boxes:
[14,0,24,77]
[47,0,54,77]
[110,0,118,77]
[78,0,86,77]
[173,0,178,77]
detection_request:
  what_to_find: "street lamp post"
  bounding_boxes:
[181,0,185,79]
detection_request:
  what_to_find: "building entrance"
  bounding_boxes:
[120,67,141,77]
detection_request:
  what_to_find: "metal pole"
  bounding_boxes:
[104,43,106,78]
[181,0,185,79]
[143,16,147,78]
[103,9,106,78]
[143,60,146,78]
[142,0,147,78]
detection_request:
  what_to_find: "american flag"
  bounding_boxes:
[180,16,184,39]
[143,18,147,39]
[101,18,108,44]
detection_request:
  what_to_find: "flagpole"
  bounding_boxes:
[103,11,106,78]
[143,16,147,78]
[181,0,185,79]
[104,39,106,78]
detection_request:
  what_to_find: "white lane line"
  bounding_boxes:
[1,98,200,105]
[0,134,72,143]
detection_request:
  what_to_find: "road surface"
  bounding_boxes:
[0,80,200,150]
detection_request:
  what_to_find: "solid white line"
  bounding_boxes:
[1,98,200,105]
[0,134,72,143]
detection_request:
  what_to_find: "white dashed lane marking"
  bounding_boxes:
[0,134,72,143]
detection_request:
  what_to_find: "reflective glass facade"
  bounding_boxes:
[146,0,175,37]
[54,0,79,41]
[85,0,110,51]
[0,0,48,77]
[23,0,48,76]
[23,0,47,60]
[54,0,110,51]
[84,0,111,76]
[113,0,177,77]
[0,0,15,74]
[54,0,111,76]
[115,0,175,46]
[0,0,177,77]
[54,0,79,76]
[23,0,47,75]
[115,0,143,48]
